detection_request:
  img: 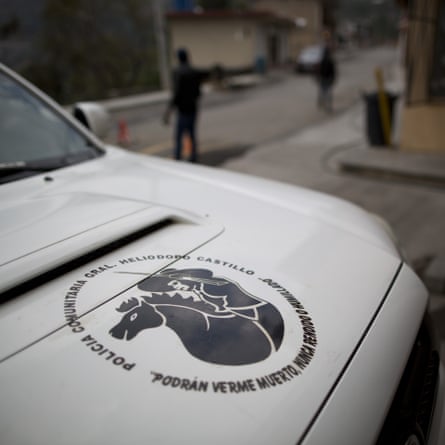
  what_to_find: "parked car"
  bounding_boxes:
[295,45,323,74]
[0,62,443,445]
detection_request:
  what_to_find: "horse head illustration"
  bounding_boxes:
[109,268,284,365]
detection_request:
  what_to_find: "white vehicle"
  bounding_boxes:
[0,63,443,445]
[295,44,323,74]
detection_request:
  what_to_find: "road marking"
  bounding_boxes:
[138,139,240,157]
[140,141,172,155]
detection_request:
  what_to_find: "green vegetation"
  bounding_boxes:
[21,0,159,104]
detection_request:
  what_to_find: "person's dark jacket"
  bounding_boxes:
[318,47,336,83]
[171,65,201,115]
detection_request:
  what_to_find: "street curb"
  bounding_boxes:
[336,147,445,188]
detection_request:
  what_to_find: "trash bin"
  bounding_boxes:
[363,92,398,146]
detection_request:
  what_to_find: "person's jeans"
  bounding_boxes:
[175,113,197,162]
[318,79,333,111]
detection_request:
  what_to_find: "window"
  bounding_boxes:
[0,69,102,183]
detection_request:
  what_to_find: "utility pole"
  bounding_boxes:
[153,0,171,91]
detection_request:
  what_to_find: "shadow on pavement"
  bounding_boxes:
[198,145,251,167]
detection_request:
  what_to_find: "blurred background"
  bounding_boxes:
[0,0,401,104]
[1,0,445,300]
[2,0,443,159]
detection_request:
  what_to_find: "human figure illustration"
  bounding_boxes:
[109,268,285,366]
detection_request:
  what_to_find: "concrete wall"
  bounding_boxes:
[401,106,445,152]
[169,18,257,70]
[168,16,290,70]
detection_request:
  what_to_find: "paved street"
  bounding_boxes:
[108,46,397,161]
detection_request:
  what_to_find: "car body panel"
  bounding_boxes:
[0,186,222,294]
[303,264,428,444]
[0,236,402,445]
[0,151,408,443]
[0,216,223,361]
[0,62,434,444]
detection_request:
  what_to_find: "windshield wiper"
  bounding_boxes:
[0,151,99,184]
[1,152,95,174]
[0,161,58,173]
[0,159,69,184]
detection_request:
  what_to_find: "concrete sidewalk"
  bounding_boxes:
[223,97,445,188]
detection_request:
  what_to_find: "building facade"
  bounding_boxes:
[167,11,293,72]
[399,0,445,152]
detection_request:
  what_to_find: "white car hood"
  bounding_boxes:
[0,191,222,294]
[0,148,417,445]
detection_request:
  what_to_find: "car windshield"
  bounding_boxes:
[0,69,102,184]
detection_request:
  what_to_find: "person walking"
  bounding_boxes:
[163,48,201,162]
[317,45,336,112]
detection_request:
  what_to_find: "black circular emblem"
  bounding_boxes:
[109,268,284,366]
